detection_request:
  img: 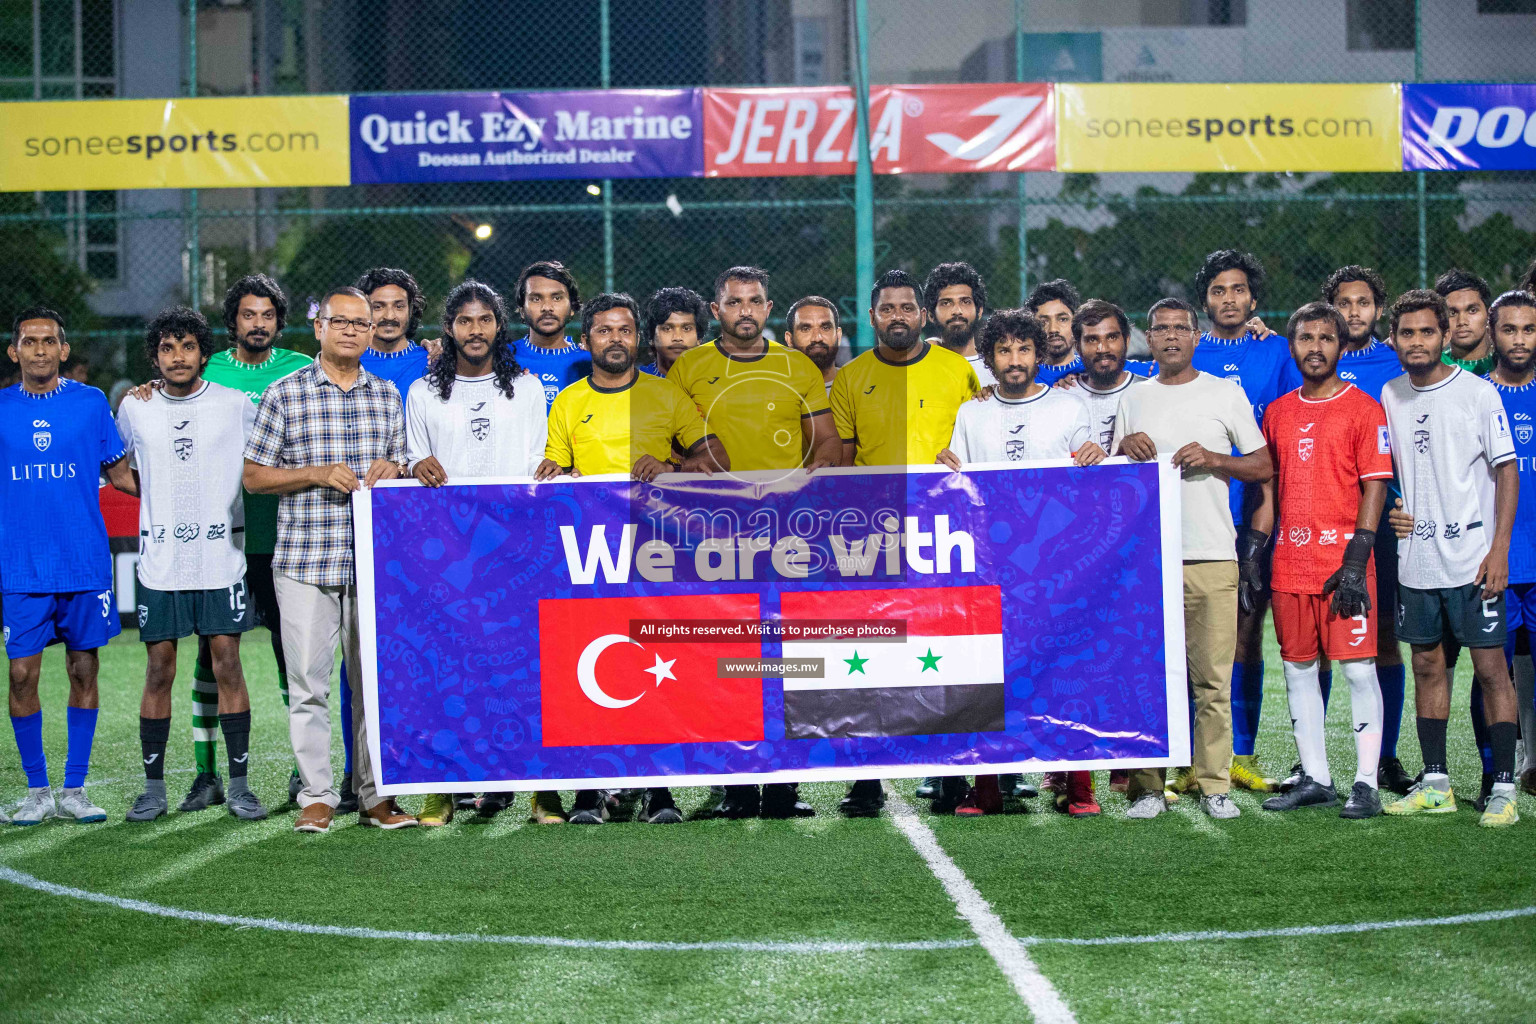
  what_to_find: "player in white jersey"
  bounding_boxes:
[924,262,995,387]
[1069,299,1148,452]
[116,308,266,823]
[1379,290,1521,827]
[937,308,1105,817]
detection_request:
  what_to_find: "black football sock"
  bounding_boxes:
[1416,716,1449,778]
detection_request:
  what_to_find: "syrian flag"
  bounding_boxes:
[779,585,1005,739]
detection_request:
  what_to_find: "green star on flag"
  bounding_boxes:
[844,651,869,675]
[917,648,942,672]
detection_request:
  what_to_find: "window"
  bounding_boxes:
[1346,0,1415,51]
[1477,0,1536,13]
[0,0,122,282]
[793,17,827,85]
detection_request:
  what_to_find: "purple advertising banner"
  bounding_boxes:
[1403,83,1536,171]
[349,89,703,183]
[356,462,1188,794]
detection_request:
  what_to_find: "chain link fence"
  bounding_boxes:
[3,0,1535,393]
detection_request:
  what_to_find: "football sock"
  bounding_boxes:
[1416,715,1449,781]
[1470,679,1494,776]
[1514,654,1535,773]
[1378,664,1406,757]
[63,705,97,789]
[1341,659,1382,787]
[1489,721,1516,793]
[10,711,48,788]
[191,652,220,775]
[1282,659,1330,787]
[220,710,251,779]
[1230,661,1265,756]
[339,662,355,776]
[1319,667,1334,712]
[140,716,170,781]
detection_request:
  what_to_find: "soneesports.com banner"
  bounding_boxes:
[1402,83,1536,171]
[0,95,350,192]
[355,461,1189,794]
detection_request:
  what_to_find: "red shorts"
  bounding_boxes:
[1272,575,1378,662]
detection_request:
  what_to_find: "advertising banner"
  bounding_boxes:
[349,89,703,183]
[703,83,1054,177]
[1403,83,1536,171]
[1056,82,1401,172]
[0,95,350,192]
[356,462,1187,794]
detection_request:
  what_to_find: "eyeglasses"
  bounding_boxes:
[322,317,375,332]
[1147,324,1195,337]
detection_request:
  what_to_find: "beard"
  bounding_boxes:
[727,317,762,342]
[877,321,920,351]
[939,317,975,349]
[597,345,635,374]
[800,341,835,371]
[239,328,274,353]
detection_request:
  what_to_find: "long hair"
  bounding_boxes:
[355,266,425,339]
[430,280,523,402]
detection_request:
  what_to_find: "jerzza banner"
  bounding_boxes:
[702,83,1054,177]
[0,95,351,192]
[355,461,1188,794]
[1056,82,1402,173]
[1402,83,1536,171]
[349,89,703,183]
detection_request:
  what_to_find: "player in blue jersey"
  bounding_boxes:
[1181,249,1290,796]
[1480,291,1536,796]
[513,260,591,411]
[357,267,432,407]
[2,307,138,825]
[638,286,708,378]
[1026,279,1083,387]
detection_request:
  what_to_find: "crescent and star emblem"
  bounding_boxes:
[576,634,677,709]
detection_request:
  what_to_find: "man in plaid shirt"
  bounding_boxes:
[243,286,416,833]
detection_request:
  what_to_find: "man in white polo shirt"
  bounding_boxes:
[1113,297,1273,820]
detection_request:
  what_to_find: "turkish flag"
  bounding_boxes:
[538,594,764,748]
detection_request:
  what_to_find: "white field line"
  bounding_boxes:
[882,785,1078,1024]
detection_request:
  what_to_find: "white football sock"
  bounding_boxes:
[1341,658,1382,788]
[1283,659,1331,787]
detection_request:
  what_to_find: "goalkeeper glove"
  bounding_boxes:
[1237,528,1270,615]
[1322,529,1375,619]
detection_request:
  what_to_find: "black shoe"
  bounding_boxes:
[455,794,480,811]
[337,773,359,815]
[1340,781,1383,819]
[1011,776,1038,799]
[568,789,607,824]
[179,772,225,812]
[1278,761,1304,793]
[1261,775,1337,811]
[712,784,761,819]
[1473,772,1495,813]
[475,791,512,818]
[1378,756,1414,796]
[639,788,682,824]
[839,779,884,818]
[929,775,968,814]
[914,777,940,800]
[287,772,301,806]
[760,782,814,819]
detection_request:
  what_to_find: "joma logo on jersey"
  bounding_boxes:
[1414,429,1430,453]
[1297,438,1313,461]
[471,417,491,441]
[173,436,194,461]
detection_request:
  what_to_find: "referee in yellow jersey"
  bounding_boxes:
[535,293,729,826]
[668,266,842,821]
[829,268,981,817]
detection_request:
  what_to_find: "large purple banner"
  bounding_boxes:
[356,462,1187,794]
[350,89,703,183]
[1402,83,1536,171]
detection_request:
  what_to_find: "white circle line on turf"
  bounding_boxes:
[0,864,973,954]
[4,860,1534,955]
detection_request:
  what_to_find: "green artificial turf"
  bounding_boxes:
[0,628,1531,1023]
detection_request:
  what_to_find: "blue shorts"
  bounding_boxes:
[1507,582,1536,634]
[2,590,121,659]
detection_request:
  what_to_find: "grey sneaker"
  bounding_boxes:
[1340,781,1383,819]
[179,772,224,812]
[56,787,106,823]
[914,777,940,800]
[226,789,269,821]
[11,787,56,826]
[126,789,169,822]
[287,772,301,805]
[1126,793,1166,819]
[1202,792,1241,819]
[1262,776,1337,812]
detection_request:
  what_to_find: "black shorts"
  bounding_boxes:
[1396,583,1506,649]
[137,578,257,643]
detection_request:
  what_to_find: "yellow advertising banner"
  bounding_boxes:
[1057,83,1401,173]
[0,95,351,191]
